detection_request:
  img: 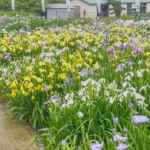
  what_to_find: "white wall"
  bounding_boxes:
[146,3,150,12]
[71,0,97,18]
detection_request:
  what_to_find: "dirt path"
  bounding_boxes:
[0,101,38,150]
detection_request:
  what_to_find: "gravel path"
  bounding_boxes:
[0,101,38,150]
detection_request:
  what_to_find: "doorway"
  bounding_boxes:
[98,3,109,17]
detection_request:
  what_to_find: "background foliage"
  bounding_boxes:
[0,0,65,12]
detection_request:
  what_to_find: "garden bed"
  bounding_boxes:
[0,18,150,149]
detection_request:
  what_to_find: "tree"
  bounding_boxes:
[108,0,122,16]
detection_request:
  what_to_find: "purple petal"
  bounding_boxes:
[132,115,149,124]
[116,143,128,150]
[90,143,103,150]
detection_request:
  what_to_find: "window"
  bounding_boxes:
[100,3,109,16]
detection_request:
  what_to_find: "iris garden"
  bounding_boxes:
[0,19,150,150]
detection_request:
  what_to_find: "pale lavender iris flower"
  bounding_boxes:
[107,47,115,55]
[132,115,149,124]
[116,143,128,150]
[90,143,103,150]
[4,52,11,61]
[43,84,49,92]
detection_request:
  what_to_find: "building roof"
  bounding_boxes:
[121,0,150,3]
[79,0,150,4]
[46,4,74,9]
[82,0,97,5]
[47,0,150,8]
[73,0,108,5]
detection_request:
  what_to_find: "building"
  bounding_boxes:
[70,0,97,18]
[70,0,108,17]
[46,4,80,19]
[121,0,150,15]
[46,0,150,19]
[70,0,150,17]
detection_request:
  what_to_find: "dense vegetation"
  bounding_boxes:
[0,0,65,12]
[0,18,150,149]
[0,16,90,33]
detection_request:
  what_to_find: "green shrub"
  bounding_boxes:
[0,0,65,12]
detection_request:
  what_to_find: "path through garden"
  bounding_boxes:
[0,99,38,150]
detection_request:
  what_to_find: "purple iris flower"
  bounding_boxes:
[43,84,49,92]
[103,31,109,42]
[132,115,149,124]
[90,143,103,150]
[116,143,128,150]
[4,52,11,61]
[132,47,143,54]
[120,43,127,53]
[107,47,115,55]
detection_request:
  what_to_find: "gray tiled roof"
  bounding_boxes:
[77,0,150,4]
[78,0,108,5]
[82,0,97,4]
